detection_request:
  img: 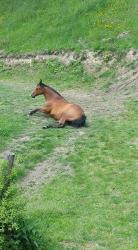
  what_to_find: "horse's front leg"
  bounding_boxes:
[29,108,47,116]
[29,108,40,115]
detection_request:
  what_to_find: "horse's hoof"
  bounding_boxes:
[43,124,52,129]
[43,126,48,129]
[29,111,33,116]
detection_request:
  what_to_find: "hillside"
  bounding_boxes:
[0,0,137,54]
[0,1,138,250]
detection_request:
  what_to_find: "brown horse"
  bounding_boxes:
[29,80,86,128]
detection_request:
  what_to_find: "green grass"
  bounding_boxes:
[0,83,138,249]
[13,127,73,180]
[25,102,138,250]
[0,0,137,53]
[0,65,137,249]
[0,58,118,92]
[0,81,73,180]
[0,60,96,89]
[0,1,138,249]
[0,83,30,150]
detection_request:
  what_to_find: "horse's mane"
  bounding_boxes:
[40,82,62,97]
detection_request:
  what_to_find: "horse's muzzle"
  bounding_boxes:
[31,94,35,98]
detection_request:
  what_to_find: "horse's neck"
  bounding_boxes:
[43,87,62,101]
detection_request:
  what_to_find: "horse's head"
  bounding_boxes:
[31,79,45,98]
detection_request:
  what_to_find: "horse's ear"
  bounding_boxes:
[39,79,42,85]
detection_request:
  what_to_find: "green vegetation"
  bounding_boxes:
[0,81,73,180]
[0,60,96,88]
[13,125,72,180]
[0,78,137,249]
[26,102,138,250]
[0,83,30,151]
[0,160,42,249]
[0,0,137,53]
[0,0,138,249]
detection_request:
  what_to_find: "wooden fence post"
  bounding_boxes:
[4,151,15,175]
[0,151,15,200]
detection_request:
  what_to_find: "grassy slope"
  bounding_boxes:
[0,0,137,53]
[0,72,138,249]
[0,1,138,249]
[0,60,97,88]
[0,80,137,250]
[26,102,138,250]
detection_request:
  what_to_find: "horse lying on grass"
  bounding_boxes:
[29,80,86,128]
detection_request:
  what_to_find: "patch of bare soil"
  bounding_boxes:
[131,138,138,148]
[126,49,138,62]
[0,51,79,66]
[109,67,138,93]
[0,49,134,67]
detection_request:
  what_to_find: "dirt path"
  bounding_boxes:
[19,64,138,193]
[20,129,85,193]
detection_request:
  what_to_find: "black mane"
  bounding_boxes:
[40,82,62,97]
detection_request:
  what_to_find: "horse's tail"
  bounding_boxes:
[68,115,86,128]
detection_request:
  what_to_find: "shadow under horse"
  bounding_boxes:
[29,80,86,128]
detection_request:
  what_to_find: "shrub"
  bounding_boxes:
[0,159,42,250]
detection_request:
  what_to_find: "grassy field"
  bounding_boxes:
[0,76,138,249]
[0,0,138,249]
[0,81,73,178]
[0,0,137,53]
[26,102,138,250]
